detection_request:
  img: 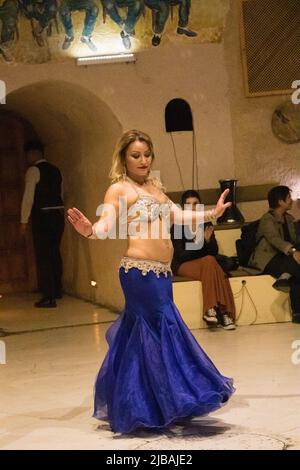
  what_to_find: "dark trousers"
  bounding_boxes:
[145,0,191,34]
[264,244,300,317]
[0,0,18,46]
[102,0,143,34]
[32,210,65,300]
[21,0,57,29]
[59,0,99,37]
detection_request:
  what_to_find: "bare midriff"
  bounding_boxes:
[124,220,174,263]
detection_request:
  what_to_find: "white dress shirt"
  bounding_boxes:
[20,159,64,224]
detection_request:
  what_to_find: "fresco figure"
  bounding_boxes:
[0,0,19,61]
[19,1,58,47]
[59,0,99,51]
[101,0,143,50]
[145,0,197,46]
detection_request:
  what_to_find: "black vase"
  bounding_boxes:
[217,179,244,226]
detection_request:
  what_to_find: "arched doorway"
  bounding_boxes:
[0,111,38,293]
[1,81,122,304]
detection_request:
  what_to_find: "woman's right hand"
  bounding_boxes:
[67,208,93,238]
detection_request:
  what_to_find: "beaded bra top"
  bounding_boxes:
[127,178,172,223]
[125,177,217,225]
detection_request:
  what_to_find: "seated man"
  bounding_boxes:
[145,0,197,47]
[101,0,143,50]
[59,0,99,51]
[0,0,19,61]
[248,185,300,324]
[19,0,58,47]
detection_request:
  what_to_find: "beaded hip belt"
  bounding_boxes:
[120,256,172,278]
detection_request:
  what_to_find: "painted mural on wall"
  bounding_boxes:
[0,0,229,63]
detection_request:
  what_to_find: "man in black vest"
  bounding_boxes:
[20,141,64,308]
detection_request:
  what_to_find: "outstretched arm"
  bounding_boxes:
[169,189,231,226]
[67,184,123,239]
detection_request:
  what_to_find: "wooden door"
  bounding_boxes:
[0,114,36,294]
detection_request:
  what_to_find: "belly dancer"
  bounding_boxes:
[67,129,235,434]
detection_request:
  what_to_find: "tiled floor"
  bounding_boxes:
[0,294,299,450]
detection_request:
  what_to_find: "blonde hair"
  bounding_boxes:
[109,130,164,190]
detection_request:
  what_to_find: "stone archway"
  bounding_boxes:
[3,80,125,309]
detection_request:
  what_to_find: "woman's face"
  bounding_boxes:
[125,140,153,180]
[184,196,201,211]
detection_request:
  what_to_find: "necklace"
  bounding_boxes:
[126,175,147,187]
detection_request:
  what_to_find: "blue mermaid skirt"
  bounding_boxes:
[93,267,235,433]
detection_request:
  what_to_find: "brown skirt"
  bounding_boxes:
[177,255,236,320]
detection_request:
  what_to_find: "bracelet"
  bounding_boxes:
[204,209,217,223]
[87,230,94,238]
[86,226,97,239]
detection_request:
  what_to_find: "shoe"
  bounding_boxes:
[33,33,45,47]
[0,43,13,62]
[272,278,291,293]
[34,34,45,47]
[62,35,74,50]
[203,308,218,325]
[177,27,197,37]
[206,323,218,330]
[152,34,161,46]
[55,292,63,299]
[292,314,300,324]
[120,31,131,50]
[34,24,44,36]
[221,314,236,330]
[80,36,98,52]
[34,298,57,308]
[32,25,45,47]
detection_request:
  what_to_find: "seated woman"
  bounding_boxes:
[171,190,236,330]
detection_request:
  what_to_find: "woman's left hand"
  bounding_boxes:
[214,189,231,218]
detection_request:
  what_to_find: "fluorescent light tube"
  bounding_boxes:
[77,53,136,66]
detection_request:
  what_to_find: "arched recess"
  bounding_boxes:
[2,80,124,310]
